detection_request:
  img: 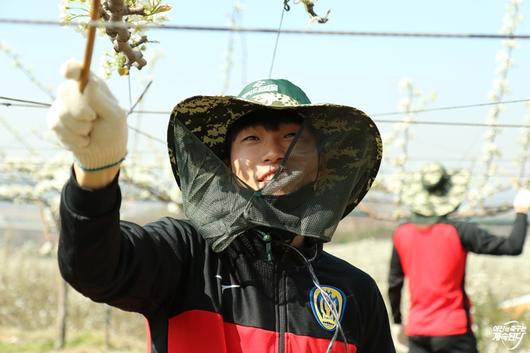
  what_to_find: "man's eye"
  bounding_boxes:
[242,135,259,142]
[285,132,298,138]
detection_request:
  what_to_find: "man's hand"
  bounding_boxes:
[47,59,128,176]
[513,189,530,214]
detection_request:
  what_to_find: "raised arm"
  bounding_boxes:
[58,172,196,316]
[48,60,194,316]
[454,189,529,255]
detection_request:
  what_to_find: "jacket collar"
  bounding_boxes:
[226,230,323,267]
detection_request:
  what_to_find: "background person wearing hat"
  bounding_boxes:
[47,59,395,353]
[387,163,530,353]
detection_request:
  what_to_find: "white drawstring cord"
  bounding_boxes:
[282,242,350,353]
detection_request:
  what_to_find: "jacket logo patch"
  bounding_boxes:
[309,286,346,331]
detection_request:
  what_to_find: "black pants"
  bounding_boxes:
[408,332,478,353]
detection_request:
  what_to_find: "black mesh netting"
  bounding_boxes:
[169,108,381,252]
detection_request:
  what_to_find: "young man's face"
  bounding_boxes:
[229,121,319,195]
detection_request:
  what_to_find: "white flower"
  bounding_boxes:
[398,79,412,90]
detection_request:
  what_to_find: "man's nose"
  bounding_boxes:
[262,138,285,163]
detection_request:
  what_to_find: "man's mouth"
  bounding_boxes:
[257,167,279,183]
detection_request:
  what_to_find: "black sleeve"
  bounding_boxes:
[387,245,404,324]
[58,171,200,316]
[359,277,397,353]
[452,213,528,255]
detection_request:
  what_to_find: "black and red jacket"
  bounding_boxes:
[388,215,528,336]
[58,174,395,353]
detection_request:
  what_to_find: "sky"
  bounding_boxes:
[1,0,530,208]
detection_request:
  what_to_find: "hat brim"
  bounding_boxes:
[167,95,382,218]
[402,169,470,217]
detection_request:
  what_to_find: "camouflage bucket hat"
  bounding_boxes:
[167,79,382,221]
[402,163,470,217]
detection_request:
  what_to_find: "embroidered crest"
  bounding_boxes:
[309,286,346,331]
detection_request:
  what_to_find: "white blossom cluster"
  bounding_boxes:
[111,157,182,212]
[0,153,183,224]
[0,155,70,204]
[0,151,180,258]
[470,0,522,209]
[60,0,171,77]
[0,155,71,237]
[381,80,436,219]
[513,102,530,188]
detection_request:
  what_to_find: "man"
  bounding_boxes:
[48,59,395,353]
[387,162,530,353]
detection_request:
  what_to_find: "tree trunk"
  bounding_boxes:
[55,275,69,349]
[1,225,12,285]
[105,305,112,349]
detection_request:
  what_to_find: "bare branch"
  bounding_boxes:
[300,0,330,24]
[102,0,147,69]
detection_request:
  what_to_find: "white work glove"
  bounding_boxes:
[513,188,530,213]
[47,59,127,171]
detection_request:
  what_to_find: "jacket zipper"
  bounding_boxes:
[258,231,285,353]
[278,267,286,353]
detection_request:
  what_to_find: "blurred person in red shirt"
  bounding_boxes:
[388,163,529,353]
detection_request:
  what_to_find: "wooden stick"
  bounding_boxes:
[79,0,100,92]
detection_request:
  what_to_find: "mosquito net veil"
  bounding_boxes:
[168,102,381,253]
